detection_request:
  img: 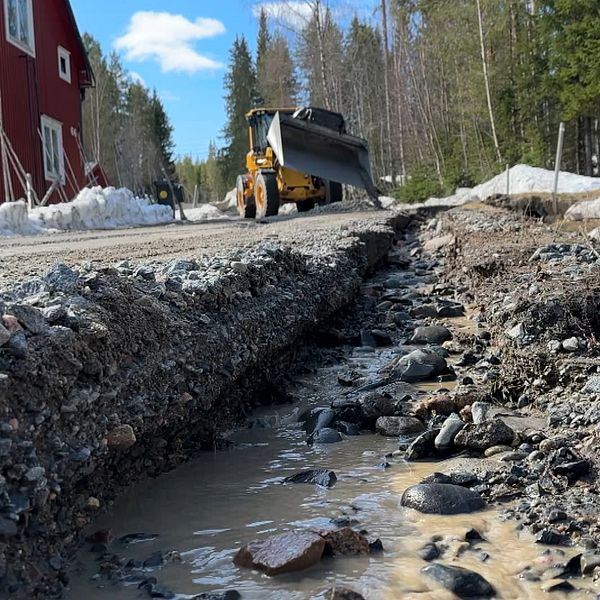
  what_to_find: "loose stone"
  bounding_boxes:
[106,424,137,449]
[283,469,337,488]
[421,563,495,598]
[401,484,485,515]
[233,531,325,576]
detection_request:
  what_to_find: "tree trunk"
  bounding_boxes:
[313,1,332,111]
[584,116,593,176]
[476,0,502,163]
[380,0,394,181]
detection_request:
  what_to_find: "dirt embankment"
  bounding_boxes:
[0,212,407,599]
[418,203,600,541]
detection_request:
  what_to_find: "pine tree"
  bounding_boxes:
[256,9,270,105]
[206,141,227,201]
[541,0,600,174]
[148,91,175,173]
[222,36,258,186]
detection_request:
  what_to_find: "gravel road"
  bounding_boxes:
[0,210,390,286]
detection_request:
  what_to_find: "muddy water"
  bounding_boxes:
[67,367,598,600]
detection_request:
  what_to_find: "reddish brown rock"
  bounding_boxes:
[319,528,369,556]
[233,531,325,576]
[419,395,456,416]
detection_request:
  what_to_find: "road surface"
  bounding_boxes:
[0,210,388,286]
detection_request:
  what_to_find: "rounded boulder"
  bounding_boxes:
[401,483,485,515]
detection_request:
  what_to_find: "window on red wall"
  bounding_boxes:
[41,116,65,184]
[58,46,71,83]
[4,0,35,56]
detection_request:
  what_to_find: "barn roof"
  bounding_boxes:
[64,0,95,87]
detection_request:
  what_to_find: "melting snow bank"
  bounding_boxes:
[0,201,45,236]
[31,187,173,231]
[419,164,600,208]
[185,204,231,221]
[0,188,173,237]
[565,198,600,221]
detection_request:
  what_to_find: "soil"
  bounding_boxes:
[4,201,600,599]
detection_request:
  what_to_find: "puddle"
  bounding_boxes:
[66,393,598,600]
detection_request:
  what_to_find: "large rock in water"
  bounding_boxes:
[283,469,337,488]
[421,563,495,598]
[303,408,335,435]
[401,483,485,515]
[454,419,515,450]
[376,416,425,437]
[395,350,448,383]
[435,414,465,451]
[359,393,399,428]
[233,531,325,576]
[405,429,440,460]
[410,326,452,345]
[311,428,342,444]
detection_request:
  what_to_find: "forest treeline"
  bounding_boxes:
[81,35,176,196]
[83,1,600,203]
[182,0,600,203]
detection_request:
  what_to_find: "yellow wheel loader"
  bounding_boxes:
[236,107,379,219]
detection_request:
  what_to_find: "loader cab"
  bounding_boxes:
[246,108,296,154]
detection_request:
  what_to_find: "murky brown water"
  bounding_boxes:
[67,367,599,600]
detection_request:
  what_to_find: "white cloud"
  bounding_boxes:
[115,11,226,74]
[253,2,315,30]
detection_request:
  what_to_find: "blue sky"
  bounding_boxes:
[70,1,377,160]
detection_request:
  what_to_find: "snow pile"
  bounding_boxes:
[0,201,44,236]
[421,165,600,208]
[565,198,600,221]
[279,203,298,215]
[186,204,230,221]
[30,187,173,231]
[379,196,397,209]
[213,189,238,214]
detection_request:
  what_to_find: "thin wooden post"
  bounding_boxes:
[0,90,11,202]
[553,122,566,213]
[26,173,34,209]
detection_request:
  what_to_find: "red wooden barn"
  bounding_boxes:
[0,0,100,206]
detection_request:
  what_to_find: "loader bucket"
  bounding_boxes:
[267,112,379,200]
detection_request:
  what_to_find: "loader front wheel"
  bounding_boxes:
[236,175,256,219]
[255,172,280,218]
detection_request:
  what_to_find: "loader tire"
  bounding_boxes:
[255,172,280,218]
[327,181,343,203]
[236,175,255,219]
[297,199,315,213]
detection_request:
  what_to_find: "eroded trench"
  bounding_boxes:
[61,218,600,600]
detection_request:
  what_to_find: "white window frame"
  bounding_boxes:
[41,116,65,185]
[58,46,71,83]
[3,0,35,57]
